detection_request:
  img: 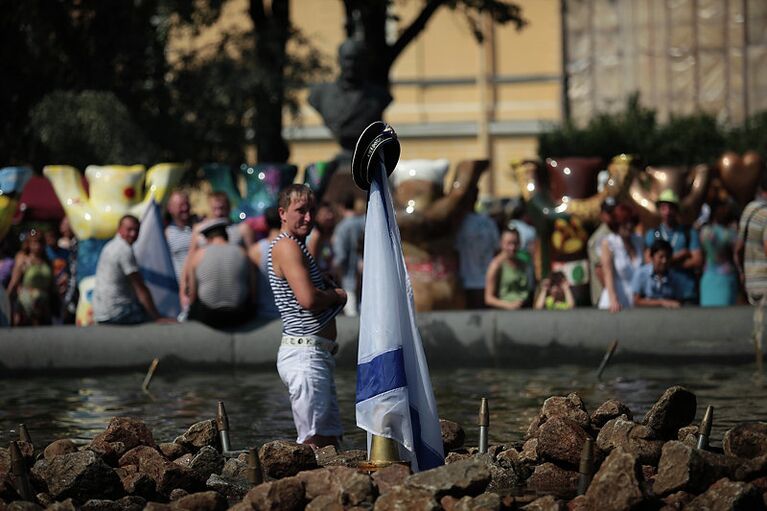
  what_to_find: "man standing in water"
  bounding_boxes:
[268,184,347,448]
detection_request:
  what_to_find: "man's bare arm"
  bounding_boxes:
[128,273,162,320]
[273,238,345,311]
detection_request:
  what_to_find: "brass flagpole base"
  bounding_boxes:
[357,434,411,473]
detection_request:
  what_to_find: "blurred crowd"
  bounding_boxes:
[1,173,763,328]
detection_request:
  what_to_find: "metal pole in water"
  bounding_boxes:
[216,401,232,453]
[9,441,34,501]
[478,397,489,454]
[18,424,32,444]
[696,406,714,450]
[596,340,619,380]
[577,437,594,495]
[246,447,263,486]
[142,358,160,391]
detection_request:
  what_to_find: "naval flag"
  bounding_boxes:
[355,157,445,472]
[134,197,181,318]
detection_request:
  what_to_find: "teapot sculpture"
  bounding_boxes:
[514,155,632,304]
[627,164,710,228]
[44,163,186,325]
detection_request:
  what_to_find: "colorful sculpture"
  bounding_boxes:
[392,159,487,311]
[202,163,297,222]
[44,163,186,325]
[514,155,632,304]
[0,166,32,241]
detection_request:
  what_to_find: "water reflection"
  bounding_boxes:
[1,365,765,451]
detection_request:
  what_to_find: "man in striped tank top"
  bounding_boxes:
[269,184,347,448]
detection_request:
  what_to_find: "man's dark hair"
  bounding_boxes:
[265,206,281,230]
[204,225,229,240]
[118,214,140,228]
[342,193,355,211]
[650,238,673,257]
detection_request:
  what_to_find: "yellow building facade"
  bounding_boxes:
[286,0,564,198]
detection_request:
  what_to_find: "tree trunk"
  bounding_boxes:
[250,0,290,163]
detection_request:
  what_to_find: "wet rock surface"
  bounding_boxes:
[11,385,767,510]
[406,458,491,499]
[584,448,646,511]
[31,451,121,503]
[723,422,767,459]
[653,440,740,496]
[536,418,589,468]
[258,440,317,480]
[42,441,78,462]
[441,420,466,452]
[596,416,664,465]
[173,420,217,451]
[685,478,766,510]
[591,399,633,429]
[642,386,697,440]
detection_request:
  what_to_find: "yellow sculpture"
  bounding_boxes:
[44,163,186,325]
[0,166,32,242]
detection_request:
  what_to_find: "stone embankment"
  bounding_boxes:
[2,386,767,510]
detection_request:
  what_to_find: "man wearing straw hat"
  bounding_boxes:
[268,184,347,448]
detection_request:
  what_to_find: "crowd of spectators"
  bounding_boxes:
[2,173,765,327]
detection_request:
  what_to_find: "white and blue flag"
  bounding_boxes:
[355,157,445,472]
[134,197,180,318]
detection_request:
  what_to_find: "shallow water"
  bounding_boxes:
[1,364,766,451]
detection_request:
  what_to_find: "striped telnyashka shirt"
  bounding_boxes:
[739,198,767,297]
[268,232,342,335]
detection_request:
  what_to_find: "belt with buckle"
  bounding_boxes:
[281,335,338,355]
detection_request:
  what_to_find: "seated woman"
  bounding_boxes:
[484,228,535,310]
[598,203,643,313]
[534,271,574,310]
[7,230,55,326]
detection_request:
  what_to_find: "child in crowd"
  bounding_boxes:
[534,271,574,310]
[484,228,535,310]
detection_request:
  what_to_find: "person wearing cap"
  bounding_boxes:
[268,184,347,448]
[588,197,616,306]
[643,189,702,303]
[185,217,254,328]
[93,215,172,324]
[180,192,254,310]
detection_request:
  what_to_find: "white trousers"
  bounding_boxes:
[277,337,343,443]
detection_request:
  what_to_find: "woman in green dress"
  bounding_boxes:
[484,228,535,310]
[7,230,55,325]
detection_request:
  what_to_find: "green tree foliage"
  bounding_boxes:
[1,0,174,167]
[1,0,327,167]
[537,95,763,166]
[29,90,158,169]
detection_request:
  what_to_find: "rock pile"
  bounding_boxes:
[1,386,766,510]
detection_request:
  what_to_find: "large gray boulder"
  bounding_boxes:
[258,440,317,480]
[30,451,122,503]
[584,448,647,511]
[724,423,767,459]
[405,458,491,499]
[653,441,741,496]
[641,386,697,440]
